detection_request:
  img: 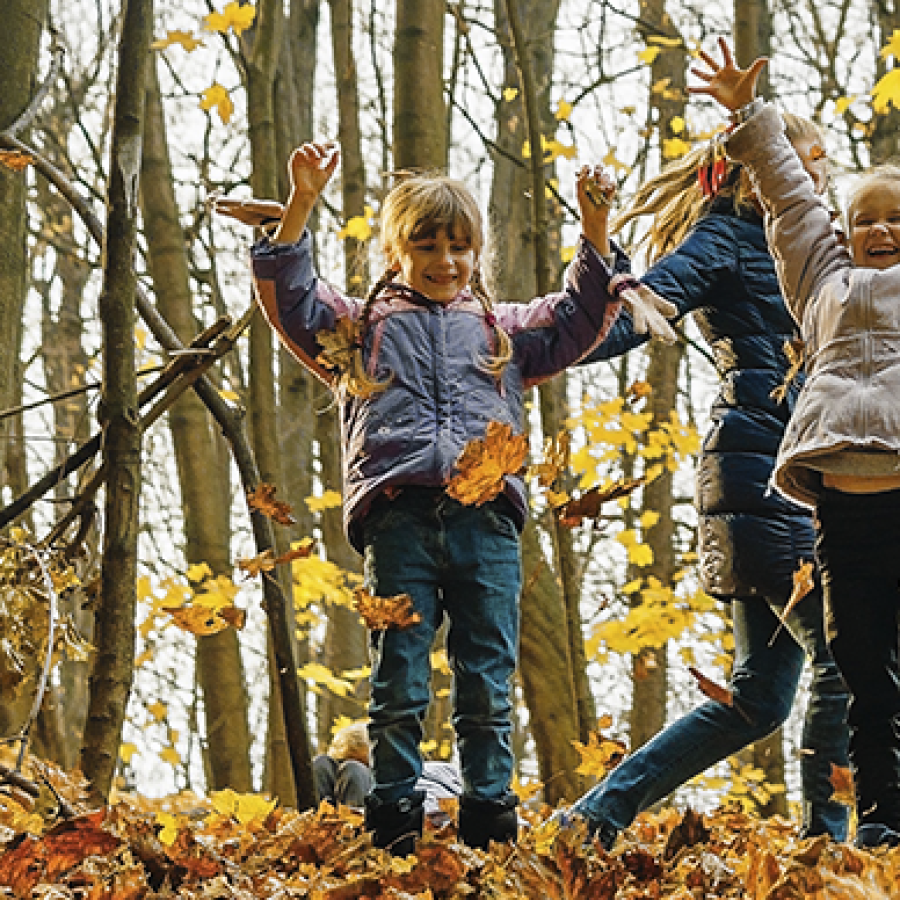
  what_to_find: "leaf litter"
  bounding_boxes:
[1,752,898,899]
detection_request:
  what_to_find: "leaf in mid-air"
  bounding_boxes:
[353,588,422,631]
[446,421,528,506]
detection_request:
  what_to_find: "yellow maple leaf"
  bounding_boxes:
[120,742,138,764]
[305,489,343,513]
[662,136,692,159]
[147,701,168,722]
[446,421,528,506]
[199,82,234,124]
[204,1,257,36]
[337,208,374,242]
[572,727,627,780]
[503,86,518,102]
[151,30,204,51]
[834,95,855,115]
[638,46,661,65]
[156,811,179,846]
[602,148,629,173]
[880,29,900,61]
[555,98,572,121]
[871,68,900,114]
[160,746,181,767]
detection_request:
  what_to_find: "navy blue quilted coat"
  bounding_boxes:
[582,197,815,599]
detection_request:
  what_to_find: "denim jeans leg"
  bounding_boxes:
[363,498,442,805]
[571,597,804,833]
[441,497,521,802]
[817,489,900,831]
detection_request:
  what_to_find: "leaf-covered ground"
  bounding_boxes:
[1,757,898,899]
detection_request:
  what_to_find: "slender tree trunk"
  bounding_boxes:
[80,0,154,804]
[0,0,46,497]
[141,59,253,792]
[244,0,316,809]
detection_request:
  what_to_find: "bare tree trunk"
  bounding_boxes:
[80,0,153,804]
[244,0,316,810]
[0,0,46,497]
[141,59,253,792]
[393,0,446,170]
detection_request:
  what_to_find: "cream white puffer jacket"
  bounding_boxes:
[727,103,900,507]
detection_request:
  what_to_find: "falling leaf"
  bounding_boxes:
[555,98,572,121]
[0,150,34,172]
[768,560,815,646]
[529,430,570,489]
[556,477,644,527]
[446,421,528,506]
[237,549,276,578]
[638,46,661,65]
[573,726,628,780]
[688,666,733,706]
[275,541,315,566]
[503,86,518,102]
[305,490,343,513]
[203,1,257,36]
[872,68,900,114]
[354,587,422,631]
[162,605,233,636]
[829,764,854,807]
[151,30,204,51]
[247,483,296,526]
[199,82,234,124]
[337,209,374,242]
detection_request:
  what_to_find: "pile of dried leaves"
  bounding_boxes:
[1,755,898,899]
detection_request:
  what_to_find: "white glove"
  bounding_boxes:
[610,275,679,344]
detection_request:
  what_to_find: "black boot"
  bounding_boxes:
[364,790,425,857]
[458,793,519,850]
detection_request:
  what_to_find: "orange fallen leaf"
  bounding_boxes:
[768,560,815,646]
[556,477,645,528]
[354,587,422,630]
[829,763,854,807]
[162,604,245,635]
[688,666,733,706]
[0,150,34,172]
[446,421,528,506]
[247,483,296,526]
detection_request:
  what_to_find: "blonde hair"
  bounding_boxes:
[345,172,512,396]
[614,113,825,264]
[328,722,371,764]
[845,162,900,232]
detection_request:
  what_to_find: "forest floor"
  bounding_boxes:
[0,755,897,899]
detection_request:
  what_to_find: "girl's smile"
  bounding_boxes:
[848,181,900,270]
[391,226,476,303]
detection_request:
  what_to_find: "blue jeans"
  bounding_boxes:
[362,487,521,806]
[571,586,850,839]
[817,487,900,831]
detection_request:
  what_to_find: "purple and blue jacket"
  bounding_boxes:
[252,231,623,552]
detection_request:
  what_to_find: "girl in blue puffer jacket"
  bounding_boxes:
[543,108,850,849]
[217,140,675,855]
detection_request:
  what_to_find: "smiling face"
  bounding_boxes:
[390,225,476,303]
[847,179,900,269]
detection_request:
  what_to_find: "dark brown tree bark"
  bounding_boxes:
[79,0,154,804]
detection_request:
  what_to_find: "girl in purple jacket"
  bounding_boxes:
[218,141,675,855]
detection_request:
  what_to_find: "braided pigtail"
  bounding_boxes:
[471,268,512,377]
[331,267,396,400]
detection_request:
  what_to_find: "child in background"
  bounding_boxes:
[541,106,849,849]
[691,37,900,850]
[218,142,675,855]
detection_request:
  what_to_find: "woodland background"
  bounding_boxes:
[1,0,898,825]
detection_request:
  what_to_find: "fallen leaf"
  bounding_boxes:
[688,666,733,706]
[354,588,422,630]
[0,150,34,172]
[768,560,815,646]
[247,483,296,526]
[446,421,528,506]
[556,477,645,527]
[829,763,855,807]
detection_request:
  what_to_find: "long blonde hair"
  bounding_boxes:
[346,173,512,397]
[614,112,825,264]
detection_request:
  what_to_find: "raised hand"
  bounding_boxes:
[288,141,340,203]
[688,37,767,114]
[576,164,617,255]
